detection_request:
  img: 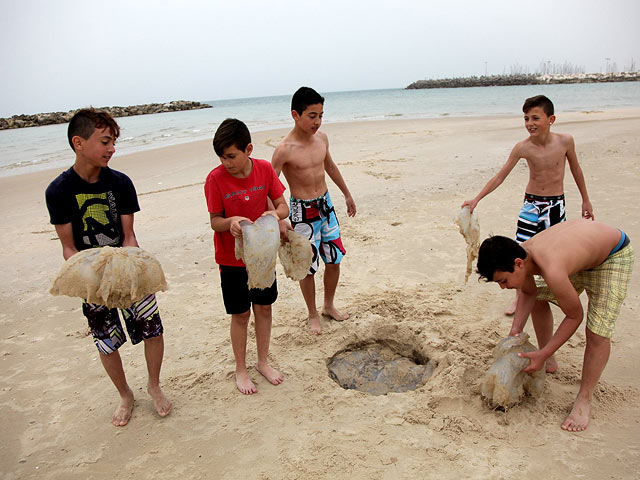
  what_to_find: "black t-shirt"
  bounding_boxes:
[45,167,140,251]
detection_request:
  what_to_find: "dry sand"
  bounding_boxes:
[1,109,639,479]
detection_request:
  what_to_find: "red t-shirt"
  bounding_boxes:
[204,158,286,266]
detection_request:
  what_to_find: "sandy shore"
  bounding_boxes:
[1,109,639,479]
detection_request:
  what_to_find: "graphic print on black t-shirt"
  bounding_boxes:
[75,191,121,247]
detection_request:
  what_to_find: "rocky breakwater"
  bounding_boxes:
[406,72,640,89]
[0,100,212,130]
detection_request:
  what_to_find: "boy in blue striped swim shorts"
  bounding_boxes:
[462,95,594,314]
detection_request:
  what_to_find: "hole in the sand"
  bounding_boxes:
[327,340,436,395]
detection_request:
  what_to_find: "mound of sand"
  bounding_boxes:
[50,246,167,308]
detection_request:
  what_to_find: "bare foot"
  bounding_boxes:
[504,296,517,316]
[147,383,172,417]
[561,396,591,432]
[545,356,559,374]
[322,306,349,322]
[112,388,135,427]
[308,313,322,335]
[256,362,284,385]
[235,370,257,395]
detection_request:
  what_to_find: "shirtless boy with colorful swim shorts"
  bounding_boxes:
[272,87,356,335]
[462,95,594,315]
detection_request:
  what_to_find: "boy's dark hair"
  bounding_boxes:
[522,95,554,116]
[476,235,527,281]
[213,118,251,156]
[67,108,120,151]
[291,87,324,115]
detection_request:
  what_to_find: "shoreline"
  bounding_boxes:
[3,106,640,181]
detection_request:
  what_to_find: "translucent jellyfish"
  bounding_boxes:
[235,215,280,289]
[50,246,167,308]
[278,230,313,281]
[481,332,546,408]
[455,206,480,283]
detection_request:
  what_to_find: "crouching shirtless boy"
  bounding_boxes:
[477,219,633,431]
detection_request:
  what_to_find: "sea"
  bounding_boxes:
[1,82,639,178]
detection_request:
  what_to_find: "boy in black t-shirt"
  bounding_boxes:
[45,108,172,426]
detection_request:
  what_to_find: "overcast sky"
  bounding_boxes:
[1,0,638,116]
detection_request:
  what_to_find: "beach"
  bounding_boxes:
[1,109,639,478]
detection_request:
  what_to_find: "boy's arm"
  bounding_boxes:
[266,196,293,241]
[209,212,250,238]
[323,139,356,217]
[508,274,537,336]
[271,145,286,176]
[120,213,139,247]
[461,144,522,212]
[565,135,594,220]
[54,223,79,260]
[263,195,289,220]
[520,269,584,372]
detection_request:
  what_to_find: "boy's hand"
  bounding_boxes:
[346,195,357,217]
[278,219,294,242]
[461,199,478,213]
[518,349,547,373]
[230,217,251,238]
[582,200,594,220]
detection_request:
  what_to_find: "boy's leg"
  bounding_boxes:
[253,304,284,385]
[300,274,322,334]
[99,350,135,426]
[317,196,348,323]
[84,302,134,426]
[143,334,172,417]
[531,300,558,373]
[322,263,349,321]
[562,244,632,431]
[123,294,171,417]
[562,329,610,432]
[505,291,519,316]
[230,310,256,394]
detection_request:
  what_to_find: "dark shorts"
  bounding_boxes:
[219,265,278,315]
[82,293,163,355]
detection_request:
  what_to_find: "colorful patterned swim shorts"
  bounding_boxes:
[289,190,346,275]
[516,193,566,243]
[83,293,163,354]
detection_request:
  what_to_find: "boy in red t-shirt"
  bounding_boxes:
[204,118,289,394]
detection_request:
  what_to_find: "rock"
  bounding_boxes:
[0,100,212,130]
[406,72,640,90]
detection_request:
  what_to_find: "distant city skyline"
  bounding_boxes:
[1,0,638,116]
